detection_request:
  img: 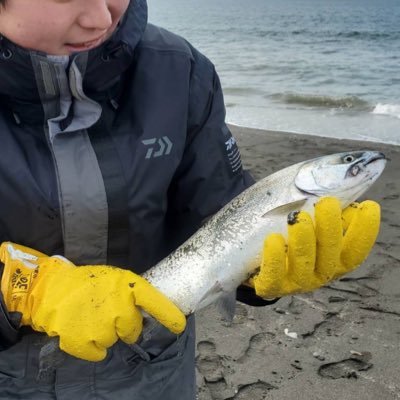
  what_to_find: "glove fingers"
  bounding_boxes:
[254,233,287,298]
[116,304,143,344]
[341,202,359,231]
[287,211,317,287]
[59,334,107,362]
[341,200,380,271]
[314,197,343,281]
[130,276,186,335]
[64,315,119,361]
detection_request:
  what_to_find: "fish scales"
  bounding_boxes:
[143,151,386,315]
[144,166,302,313]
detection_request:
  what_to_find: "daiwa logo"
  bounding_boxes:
[142,136,173,159]
[225,137,236,151]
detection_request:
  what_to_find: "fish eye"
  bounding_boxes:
[343,155,355,163]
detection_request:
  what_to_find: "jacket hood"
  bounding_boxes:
[0,0,148,122]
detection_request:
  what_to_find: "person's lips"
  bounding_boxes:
[65,34,106,52]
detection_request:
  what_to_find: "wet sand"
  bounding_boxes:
[195,126,400,400]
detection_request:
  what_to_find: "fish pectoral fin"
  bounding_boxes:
[215,291,237,325]
[261,198,308,218]
[197,282,236,324]
[198,281,224,304]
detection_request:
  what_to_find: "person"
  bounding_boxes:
[0,0,380,399]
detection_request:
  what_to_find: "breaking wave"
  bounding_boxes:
[272,93,371,110]
[372,103,400,119]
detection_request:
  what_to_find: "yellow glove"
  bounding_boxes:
[249,197,380,298]
[0,242,186,361]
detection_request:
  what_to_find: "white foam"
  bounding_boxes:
[372,103,400,119]
[226,105,400,146]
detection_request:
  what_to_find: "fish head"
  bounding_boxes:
[294,151,386,206]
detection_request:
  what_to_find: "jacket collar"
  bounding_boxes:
[0,0,147,123]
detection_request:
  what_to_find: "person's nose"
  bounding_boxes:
[77,0,113,31]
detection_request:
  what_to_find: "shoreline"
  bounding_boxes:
[224,104,400,146]
[195,126,400,400]
[229,122,400,147]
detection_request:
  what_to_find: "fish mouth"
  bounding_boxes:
[360,151,386,166]
[345,151,386,178]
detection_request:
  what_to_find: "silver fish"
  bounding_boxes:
[37,150,386,379]
[142,150,386,315]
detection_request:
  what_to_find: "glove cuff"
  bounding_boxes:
[0,242,46,323]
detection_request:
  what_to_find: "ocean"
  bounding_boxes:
[147,0,400,145]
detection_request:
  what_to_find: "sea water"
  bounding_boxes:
[147,0,400,145]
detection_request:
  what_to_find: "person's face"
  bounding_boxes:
[0,0,130,55]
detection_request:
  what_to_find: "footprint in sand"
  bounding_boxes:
[318,355,373,379]
[196,341,228,399]
[196,341,225,382]
[236,331,275,364]
[226,381,277,400]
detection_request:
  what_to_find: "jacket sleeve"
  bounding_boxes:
[166,47,277,307]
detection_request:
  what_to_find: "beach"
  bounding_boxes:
[195,126,400,400]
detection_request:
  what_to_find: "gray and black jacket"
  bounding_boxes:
[0,0,273,398]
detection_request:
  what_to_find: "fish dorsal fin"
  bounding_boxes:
[262,198,308,218]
